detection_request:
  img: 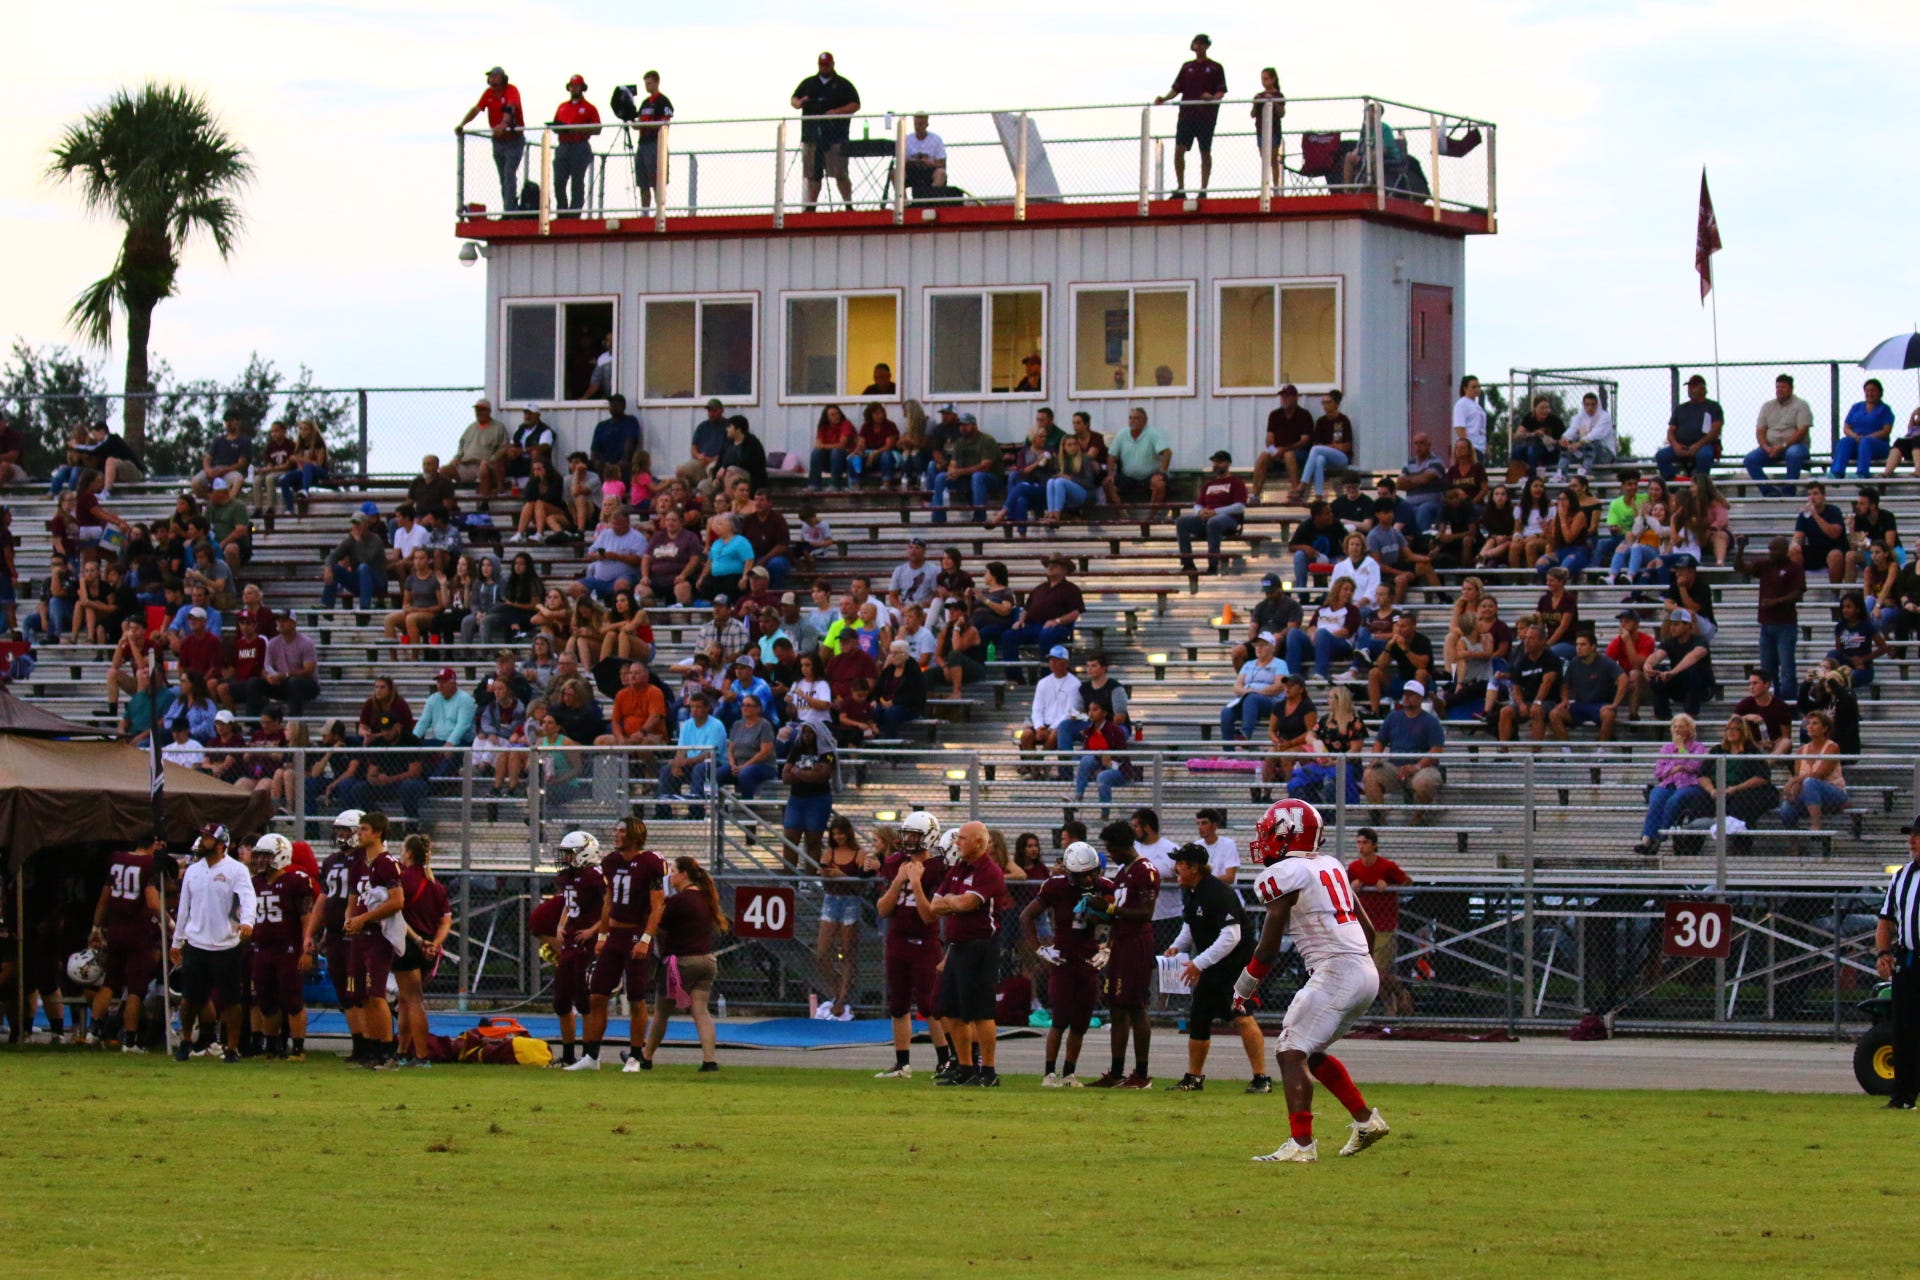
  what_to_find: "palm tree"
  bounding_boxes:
[47,83,252,453]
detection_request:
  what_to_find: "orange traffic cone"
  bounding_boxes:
[1221,603,1236,626]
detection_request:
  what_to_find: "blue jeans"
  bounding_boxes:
[1221,693,1276,742]
[849,451,899,483]
[1778,778,1847,826]
[1744,443,1809,494]
[1301,446,1348,495]
[931,470,998,524]
[809,447,852,489]
[1286,628,1353,680]
[553,139,591,212]
[280,464,329,504]
[1177,511,1243,560]
[1405,494,1441,535]
[1830,435,1890,478]
[784,791,833,833]
[1654,441,1718,480]
[1756,621,1796,693]
[1511,437,1560,473]
[999,622,1073,657]
[324,558,376,609]
[718,762,778,798]
[761,554,792,588]
[1552,545,1592,578]
[48,465,81,495]
[1643,783,1704,841]
[25,597,73,641]
[1045,476,1089,515]
[492,135,525,212]
[1003,481,1044,524]
[1054,716,1089,754]
[1610,543,1661,581]
[656,760,711,817]
[1073,754,1127,804]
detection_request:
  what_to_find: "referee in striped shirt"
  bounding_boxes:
[1875,817,1920,1110]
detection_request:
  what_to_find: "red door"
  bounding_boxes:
[1408,284,1453,452]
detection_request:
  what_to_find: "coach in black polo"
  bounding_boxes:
[1875,818,1920,1109]
[1164,843,1267,1093]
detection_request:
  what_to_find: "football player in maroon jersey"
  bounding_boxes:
[873,812,953,1079]
[1021,841,1114,1087]
[570,818,666,1071]
[1087,821,1160,1088]
[250,834,317,1059]
[549,830,607,1066]
[342,812,406,1068]
[306,811,363,1054]
[88,833,165,1050]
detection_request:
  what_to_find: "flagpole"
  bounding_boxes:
[1711,284,1722,403]
[149,643,173,1055]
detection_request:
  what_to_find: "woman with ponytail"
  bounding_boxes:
[639,856,730,1071]
[393,833,452,1066]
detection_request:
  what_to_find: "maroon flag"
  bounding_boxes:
[1695,169,1721,302]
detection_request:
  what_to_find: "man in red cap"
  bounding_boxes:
[552,74,601,216]
[415,667,477,751]
[458,66,526,213]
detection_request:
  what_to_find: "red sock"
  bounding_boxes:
[1288,1111,1314,1144]
[1310,1053,1370,1120]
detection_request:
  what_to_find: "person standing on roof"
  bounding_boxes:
[459,66,526,214]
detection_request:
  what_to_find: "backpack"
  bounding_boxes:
[610,85,639,122]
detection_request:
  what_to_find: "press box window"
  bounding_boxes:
[503,299,615,403]
[783,292,900,400]
[1070,284,1192,395]
[1216,280,1341,392]
[927,289,1046,396]
[642,297,757,403]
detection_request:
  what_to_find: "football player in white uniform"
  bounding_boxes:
[1236,798,1391,1163]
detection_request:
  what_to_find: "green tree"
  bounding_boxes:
[143,355,357,476]
[0,341,109,473]
[46,82,252,454]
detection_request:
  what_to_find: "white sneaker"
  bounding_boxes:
[1059,1072,1084,1088]
[1338,1108,1390,1157]
[194,1043,223,1058]
[811,1001,834,1020]
[81,1031,102,1047]
[564,1055,601,1071]
[1041,1071,1064,1088]
[833,1005,854,1022]
[621,1057,643,1073]
[508,532,527,544]
[121,1042,146,1054]
[874,1064,913,1079]
[1254,1139,1318,1163]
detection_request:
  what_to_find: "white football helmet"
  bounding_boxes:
[254,833,295,872]
[66,948,105,988]
[931,828,959,860]
[332,809,365,853]
[1061,841,1100,877]
[897,810,941,854]
[557,830,601,868]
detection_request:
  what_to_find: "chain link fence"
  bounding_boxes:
[1506,360,1919,467]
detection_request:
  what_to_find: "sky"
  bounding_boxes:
[6,0,1920,444]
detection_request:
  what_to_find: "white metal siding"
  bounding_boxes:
[485,219,1466,474]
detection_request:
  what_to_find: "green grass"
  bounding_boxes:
[0,1050,1899,1279]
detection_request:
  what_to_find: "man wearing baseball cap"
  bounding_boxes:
[1363,680,1446,813]
[1177,449,1248,575]
[415,667,477,750]
[551,75,601,216]
[931,413,1001,525]
[1646,608,1712,719]
[454,397,508,498]
[1221,630,1288,743]
[458,67,527,214]
[170,823,256,1062]
[1254,385,1315,502]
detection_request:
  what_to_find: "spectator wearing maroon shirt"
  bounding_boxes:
[632,72,673,212]
[1176,450,1249,574]
[1347,828,1413,1016]
[999,555,1085,660]
[1153,34,1228,197]
[551,75,601,216]
[215,613,268,712]
[929,820,1007,1086]
[739,489,793,588]
[640,858,729,1071]
[1736,535,1806,696]
[1253,385,1315,502]
[394,835,453,1066]
[458,66,526,214]
[174,607,223,680]
[807,404,859,491]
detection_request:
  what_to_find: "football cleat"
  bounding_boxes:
[1168,1073,1205,1091]
[875,1064,913,1079]
[564,1055,601,1071]
[1118,1073,1153,1090]
[935,1068,974,1086]
[285,1051,306,1063]
[1338,1109,1390,1157]
[1058,1072,1084,1088]
[1254,1139,1318,1163]
[171,1044,191,1063]
[966,1071,1000,1088]
[1245,1075,1274,1094]
[121,1042,146,1054]
[621,1057,643,1073]
[1085,1071,1124,1088]
[1041,1071,1064,1088]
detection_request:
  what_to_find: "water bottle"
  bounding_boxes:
[716,993,728,1018]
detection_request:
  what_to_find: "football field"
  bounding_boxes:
[0,1050,1897,1279]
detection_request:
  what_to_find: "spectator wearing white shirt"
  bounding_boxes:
[1194,807,1241,883]
[1018,645,1084,764]
[903,114,946,196]
[896,603,939,667]
[162,720,210,771]
[1452,375,1488,459]
[571,505,649,602]
[1562,392,1618,473]
[386,504,431,594]
[1130,808,1185,946]
[1221,631,1288,743]
[169,823,257,1061]
[887,539,937,612]
[1329,532,1384,605]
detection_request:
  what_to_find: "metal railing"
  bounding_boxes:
[456,96,1496,230]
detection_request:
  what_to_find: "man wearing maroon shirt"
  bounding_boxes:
[572,818,666,1071]
[873,817,953,1079]
[342,812,405,1068]
[1152,34,1228,197]
[1089,821,1160,1087]
[1021,843,1114,1087]
[88,833,164,1050]
[1347,828,1413,1016]
[929,820,1007,1086]
[174,607,223,679]
[251,836,317,1059]
[215,613,268,711]
[1176,450,1250,575]
[550,830,608,1066]
[1253,386,1316,502]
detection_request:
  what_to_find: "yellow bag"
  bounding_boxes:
[509,1035,552,1066]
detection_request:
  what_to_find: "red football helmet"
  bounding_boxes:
[1251,797,1325,865]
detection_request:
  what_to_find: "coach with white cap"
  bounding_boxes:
[168,823,257,1063]
[1875,819,1920,1108]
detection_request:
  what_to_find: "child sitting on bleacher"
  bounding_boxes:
[799,506,833,556]
[836,677,878,747]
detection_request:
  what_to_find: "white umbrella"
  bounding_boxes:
[1859,332,1920,370]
